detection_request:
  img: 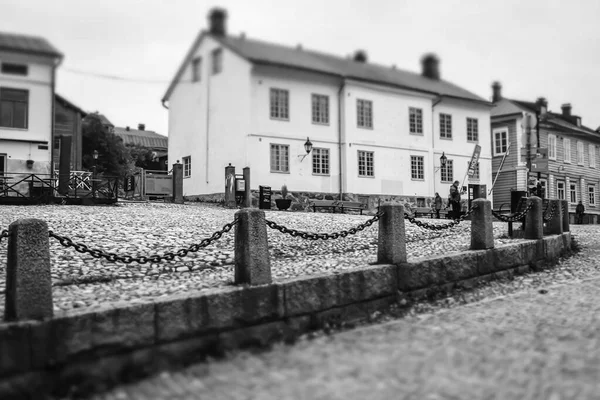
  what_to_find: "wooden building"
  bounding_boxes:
[53,94,87,171]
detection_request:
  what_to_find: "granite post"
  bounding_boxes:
[470,198,494,250]
[524,196,543,240]
[561,199,570,232]
[5,219,53,321]
[234,209,271,285]
[172,163,184,204]
[225,164,236,209]
[243,167,251,208]
[545,199,563,235]
[377,203,407,264]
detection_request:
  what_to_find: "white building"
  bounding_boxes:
[163,9,493,208]
[0,32,63,178]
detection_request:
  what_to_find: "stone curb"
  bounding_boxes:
[0,233,571,398]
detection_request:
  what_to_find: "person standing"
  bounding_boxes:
[576,200,585,224]
[434,192,443,219]
[449,180,462,219]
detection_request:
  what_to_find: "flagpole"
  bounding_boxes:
[489,141,511,196]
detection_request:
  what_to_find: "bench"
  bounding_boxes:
[310,199,338,213]
[338,201,367,215]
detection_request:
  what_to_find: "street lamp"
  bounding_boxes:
[299,137,313,161]
[434,152,447,173]
[92,150,99,199]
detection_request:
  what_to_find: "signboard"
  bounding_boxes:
[124,176,135,192]
[236,179,245,191]
[145,173,172,196]
[520,113,538,148]
[467,144,481,177]
[530,148,548,173]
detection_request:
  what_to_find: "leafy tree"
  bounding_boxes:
[82,113,130,177]
[127,144,162,171]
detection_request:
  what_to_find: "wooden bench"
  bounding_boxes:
[338,201,366,215]
[310,199,338,213]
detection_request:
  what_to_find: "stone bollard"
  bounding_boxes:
[470,198,494,250]
[561,199,570,232]
[545,199,563,235]
[172,162,184,204]
[5,219,53,322]
[524,196,543,240]
[377,204,407,264]
[234,209,272,285]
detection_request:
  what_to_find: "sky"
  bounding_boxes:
[2,0,600,136]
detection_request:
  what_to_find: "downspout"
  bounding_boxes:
[431,96,442,196]
[205,66,211,184]
[50,56,63,179]
[161,100,169,110]
[337,79,345,199]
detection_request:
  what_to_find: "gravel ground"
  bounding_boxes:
[1,202,518,315]
[90,225,600,400]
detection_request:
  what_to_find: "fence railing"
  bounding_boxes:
[0,196,569,323]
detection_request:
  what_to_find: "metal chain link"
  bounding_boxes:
[0,229,8,245]
[543,202,557,222]
[491,201,533,223]
[403,205,477,231]
[48,219,238,265]
[264,212,383,240]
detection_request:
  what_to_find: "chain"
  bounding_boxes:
[404,205,477,231]
[48,219,238,264]
[543,202,557,222]
[491,201,533,223]
[0,229,8,245]
[265,212,383,240]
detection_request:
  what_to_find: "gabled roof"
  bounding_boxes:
[163,32,490,105]
[55,93,87,117]
[0,31,63,58]
[113,127,168,149]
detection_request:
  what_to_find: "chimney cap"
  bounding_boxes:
[353,50,367,63]
[420,53,440,80]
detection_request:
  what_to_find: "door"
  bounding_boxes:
[468,184,487,209]
[0,154,5,175]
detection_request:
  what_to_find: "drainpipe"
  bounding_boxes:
[431,96,442,197]
[205,67,211,184]
[161,100,169,110]
[50,56,63,179]
[337,79,345,199]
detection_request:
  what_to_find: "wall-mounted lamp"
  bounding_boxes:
[299,137,313,161]
[434,152,447,173]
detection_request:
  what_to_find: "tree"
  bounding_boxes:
[127,144,162,171]
[82,113,130,177]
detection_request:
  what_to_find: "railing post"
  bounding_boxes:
[545,199,563,235]
[470,198,494,250]
[234,209,271,285]
[561,199,570,232]
[377,203,407,264]
[243,167,251,208]
[524,196,543,240]
[5,219,53,322]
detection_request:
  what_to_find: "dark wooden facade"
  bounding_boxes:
[53,94,86,172]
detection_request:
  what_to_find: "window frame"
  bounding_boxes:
[182,156,191,178]
[589,185,596,207]
[270,143,290,173]
[356,99,373,129]
[577,141,584,165]
[410,155,424,180]
[311,147,330,175]
[569,183,578,204]
[1,63,28,76]
[492,127,508,156]
[466,117,478,142]
[211,48,223,75]
[556,181,565,200]
[409,107,423,135]
[589,144,596,168]
[0,87,29,129]
[311,94,329,125]
[439,113,452,139]
[270,88,290,121]
[440,159,454,183]
[563,138,571,163]
[470,161,480,180]
[548,134,557,160]
[357,150,374,177]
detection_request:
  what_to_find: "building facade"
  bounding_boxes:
[490,83,600,223]
[0,32,62,177]
[163,9,493,208]
[53,94,86,172]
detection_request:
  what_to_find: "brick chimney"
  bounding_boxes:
[138,123,145,131]
[353,50,367,63]
[535,97,548,115]
[421,53,440,80]
[492,81,502,103]
[208,8,227,36]
[561,103,572,117]
[126,126,130,131]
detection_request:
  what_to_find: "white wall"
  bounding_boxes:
[0,51,54,174]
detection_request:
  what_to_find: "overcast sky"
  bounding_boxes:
[3,0,600,135]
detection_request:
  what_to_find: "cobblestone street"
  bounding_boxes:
[87,225,600,400]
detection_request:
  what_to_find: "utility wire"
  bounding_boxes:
[61,67,192,84]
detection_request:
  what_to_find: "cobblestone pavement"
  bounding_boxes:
[0,202,517,315]
[89,225,600,400]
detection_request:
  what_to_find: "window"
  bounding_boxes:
[211,48,222,74]
[357,151,374,177]
[439,113,452,139]
[563,138,571,163]
[270,144,289,172]
[577,141,584,165]
[441,159,453,183]
[182,156,191,178]
[557,181,565,200]
[539,179,547,199]
[0,88,28,129]
[270,89,289,120]
[53,137,61,150]
[467,118,478,141]
[589,185,596,206]
[471,162,480,180]
[410,156,424,180]
[493,128,508,156]
[312,94,329,124]
[357,99,373,128]
[589,145,596,168]
[570,183,577,204]
[1,63,28,75]
[548,134,556,160]
[191,57,202,82]
[312,148,330,175]
[409,107,423,134]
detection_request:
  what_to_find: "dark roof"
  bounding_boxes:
[0,31,62,58]
[113,127,168,149]
[163,32,490,105]
[55,94,87,116]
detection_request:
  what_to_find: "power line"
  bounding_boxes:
[61,67,190,84]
